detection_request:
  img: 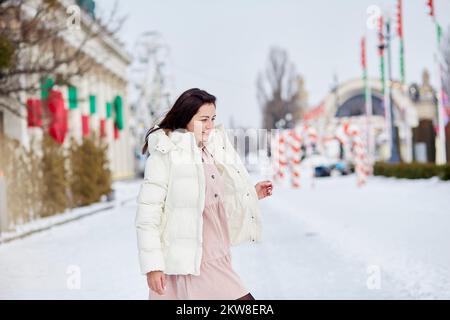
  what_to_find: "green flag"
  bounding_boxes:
[89,95,96,114]
[68,86,78,109]
[40,77,54,100]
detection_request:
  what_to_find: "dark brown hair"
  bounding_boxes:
[142,88,216,154]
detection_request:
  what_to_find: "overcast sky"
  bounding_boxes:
[96,0,450,128]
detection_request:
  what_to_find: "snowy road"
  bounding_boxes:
[1,175,450,299]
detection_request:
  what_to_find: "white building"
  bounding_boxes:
[0,0,135,180]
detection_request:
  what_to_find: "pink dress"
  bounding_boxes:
[148,146,249,300]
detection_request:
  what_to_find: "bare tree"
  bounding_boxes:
[0,0,126,118]
[256,46,304,129]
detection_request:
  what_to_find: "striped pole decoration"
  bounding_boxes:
[287,128,303,188]
[272,130,289,183]
[344,123,371,186]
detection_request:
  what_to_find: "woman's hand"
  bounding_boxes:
[255,180,273,200]
[147,271,166,295]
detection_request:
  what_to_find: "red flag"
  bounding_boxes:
[100,119,106,138]
[114,123,119,140]
[426,0,434,17]
[361,37,367,70]
[396,0,403,38]
[48,90,68,144]
[48,90,64,114]
[82,115,90,137]
[48,108,68,144]
[378,16,384,56]
[26,99,42,127]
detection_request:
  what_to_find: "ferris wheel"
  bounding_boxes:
[128,31,175,174]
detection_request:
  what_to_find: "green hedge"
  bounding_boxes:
[374,162,450,181]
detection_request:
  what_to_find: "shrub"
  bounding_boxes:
[69,134,112,207]
[40,133,69,217]
[1,132,113,229]
[374,162,450,181]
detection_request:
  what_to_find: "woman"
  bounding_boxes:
[136,88,273,300]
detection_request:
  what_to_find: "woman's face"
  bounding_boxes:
[186,103,216,145]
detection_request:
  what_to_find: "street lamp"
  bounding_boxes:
[275,112,294,130]
[285,113,293,127]
[276,118,286,129]
[384,15,402,163]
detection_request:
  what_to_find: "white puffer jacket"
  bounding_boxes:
[135,123,262,276]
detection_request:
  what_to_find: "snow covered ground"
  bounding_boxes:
[235,171,450,299]
[0,181,137,244]
[1,172,450,299]
[0,179,146,299]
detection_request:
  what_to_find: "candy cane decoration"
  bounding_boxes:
[305,125,318,188]
[271,120,372,188]
[306,126,318,155]
[287,128,302,188]
[344,122,371,186]
[321,120,372,187]
[272,124,318,188]
[272,130,288,184]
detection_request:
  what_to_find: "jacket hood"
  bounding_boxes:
[147,123,226,154]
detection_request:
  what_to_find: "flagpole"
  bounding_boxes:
[378,15,391,159]
[397,0,412,162]
[427,0,447,163]
[386,15,401,163]
[362,36,373,162]
[397,0,406,85]
[434,37,447,164]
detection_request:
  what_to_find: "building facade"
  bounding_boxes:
[0,0,135,179]
[303,71,450,164]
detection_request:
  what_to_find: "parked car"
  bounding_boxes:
[301,154,334,178]
[314,165,332,177]
[306,155,352,178]
[330,160,352,176]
